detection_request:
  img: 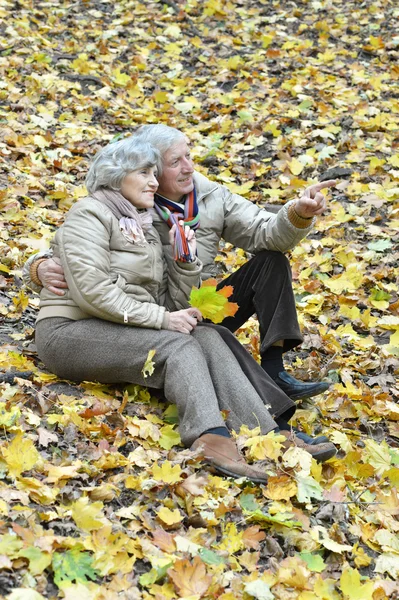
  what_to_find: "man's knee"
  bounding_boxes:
[252,250,290,271]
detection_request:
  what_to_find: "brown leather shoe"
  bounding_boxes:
[191,434,268,483]
[280,430,337,462]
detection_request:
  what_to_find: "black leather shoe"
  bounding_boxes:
[274,371,330,401]
[293,429,329,445]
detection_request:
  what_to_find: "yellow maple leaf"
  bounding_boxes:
[168,556,212,597]
[189,279,238,323]
[71,496,106,531]
[265,475,297,500]
[323,264,364,294]
[244,430,286,461]
[112,68,131,86]
[152,461,182,485]
[3,432,40,478]
[340,567,374,600]
[156,507,184,525]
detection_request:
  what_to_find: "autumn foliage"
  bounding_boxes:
[0,0,399,598]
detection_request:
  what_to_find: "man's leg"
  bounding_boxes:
[216,250,330,400]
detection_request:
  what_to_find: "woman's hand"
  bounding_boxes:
[294,180,337,219]
[169,221,197,258]
[37,257,68,296]
[167,307,202,334]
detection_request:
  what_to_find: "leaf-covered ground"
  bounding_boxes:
[1,0,399,598]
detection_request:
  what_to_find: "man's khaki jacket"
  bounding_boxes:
[152,172,314,279]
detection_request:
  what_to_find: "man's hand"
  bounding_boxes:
[167,308,202,334]
[37,257,68,296]
[294,180,337,219]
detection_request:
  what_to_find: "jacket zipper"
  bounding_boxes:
[123,310,128,324]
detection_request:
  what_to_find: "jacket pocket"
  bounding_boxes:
[112,274,127,289]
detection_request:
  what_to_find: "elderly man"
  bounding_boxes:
[27,124,335,406]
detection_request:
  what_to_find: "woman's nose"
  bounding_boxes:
[149,174,159,187]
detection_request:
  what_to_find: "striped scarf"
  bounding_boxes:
[154,188,200,262]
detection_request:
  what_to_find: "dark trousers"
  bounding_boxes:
[216,250,303,355]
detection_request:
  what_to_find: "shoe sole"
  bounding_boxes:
[206,462,268,484]
[288,384,330,402]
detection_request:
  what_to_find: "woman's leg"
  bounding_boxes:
[36,317,227,446]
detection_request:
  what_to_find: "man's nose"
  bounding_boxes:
[182,157,194,172]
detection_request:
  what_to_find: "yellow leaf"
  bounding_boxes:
[388,154,399,168]
[156,507,184,525]
[168,556,212,597]
[142,349,156,378]
[368,156,385,174]
[340,567,374,600]
[227,55,242,70]
[3,432,40,478]
[363,439,392,476]
[71,496,106,531]
[288,157,305,175]
[244,431,286,461]
[323,264,364,294]
[44,462,82,484]
[228,180,254,195]
[7,590,46,600]
[112,68,131,86]
[154,90,170,103]
[152,461,182,485]
[265,475,297,500]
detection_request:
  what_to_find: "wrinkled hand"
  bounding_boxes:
[294,180,337,219]
[37,257,68,296]
[169,221,197,257]
[167,308,202,334]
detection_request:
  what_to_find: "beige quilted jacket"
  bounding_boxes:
[37,197,202,329]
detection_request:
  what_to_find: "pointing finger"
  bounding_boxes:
[308,179,337,194]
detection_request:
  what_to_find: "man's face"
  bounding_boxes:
[157,139,195,201]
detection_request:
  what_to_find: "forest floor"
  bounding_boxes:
[0,0,399,598]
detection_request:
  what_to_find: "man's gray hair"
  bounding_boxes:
[135,124,186,156]
[86,138,161,193]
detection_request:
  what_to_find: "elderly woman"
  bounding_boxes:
[35,137,336,483]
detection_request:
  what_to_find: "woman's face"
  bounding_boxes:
[120,165,159,209]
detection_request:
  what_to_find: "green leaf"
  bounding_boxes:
[163,403,179,424]
[370,287,391,301]
[296,475,324,504]
[249,509,302,529]
[299,552,326,572]
[139,562,172,587]
[198,548,226,566]
[367,239,393,252]
[240,493,260,512]
[159,424,181,450]
[52,548,99,589]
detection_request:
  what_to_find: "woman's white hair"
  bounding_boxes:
[134,124,186,156]
[85,138,161,193]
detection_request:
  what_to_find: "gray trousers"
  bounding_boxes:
[35,318,295,447]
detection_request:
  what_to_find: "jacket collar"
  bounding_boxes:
[193,171,218,202]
